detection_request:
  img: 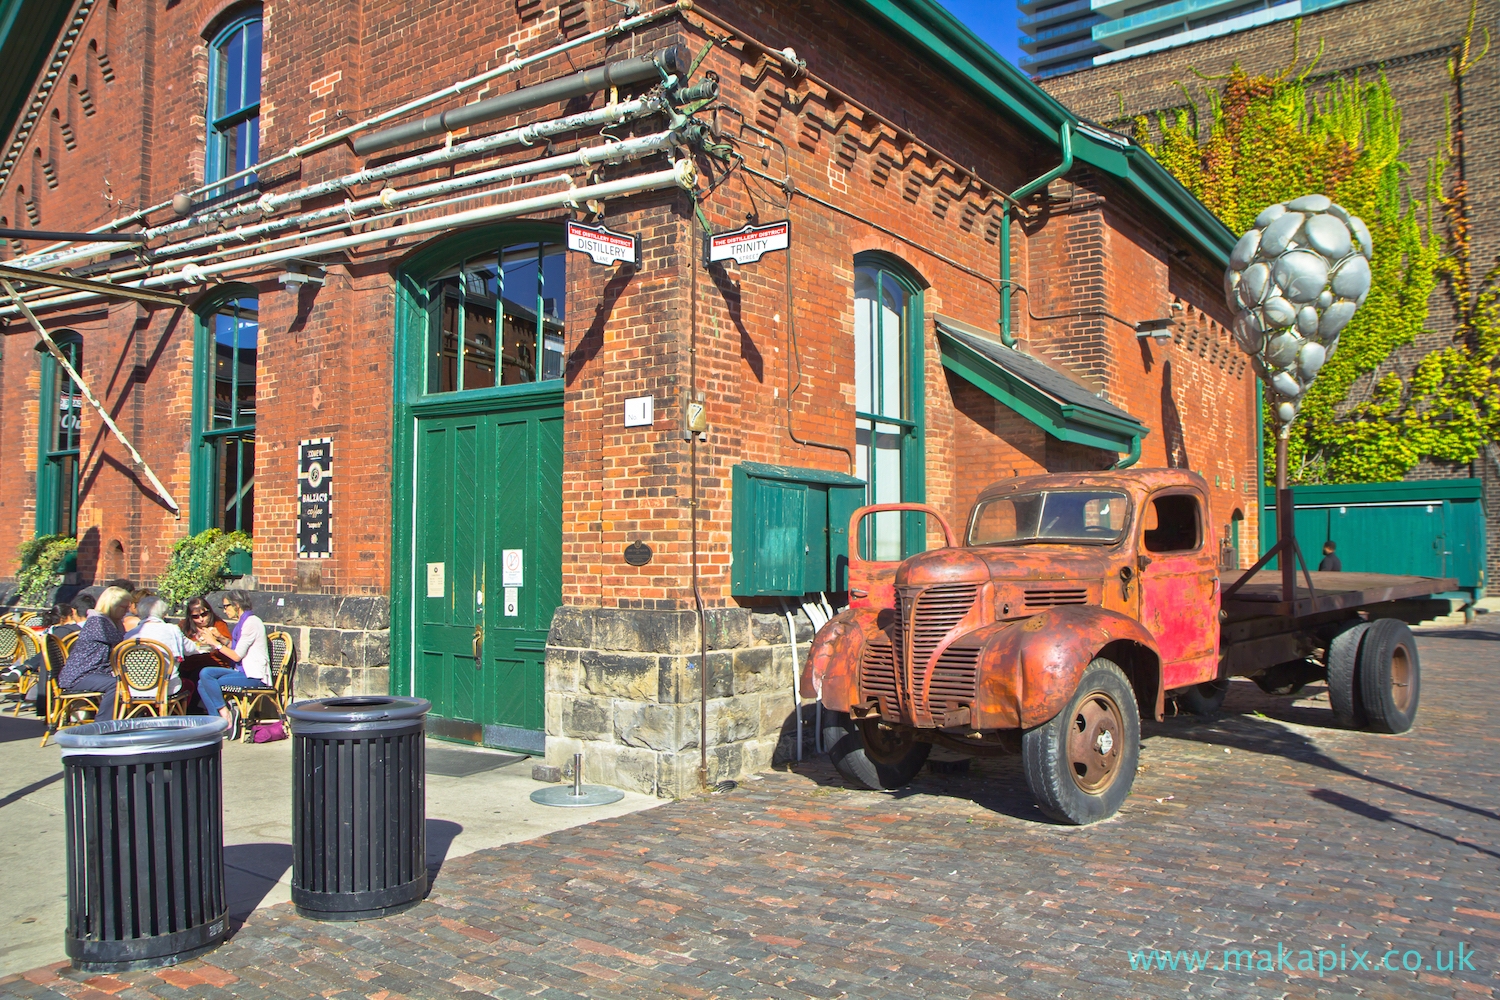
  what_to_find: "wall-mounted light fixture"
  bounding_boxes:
[278,260,326,288]
[1135,317,1175,344]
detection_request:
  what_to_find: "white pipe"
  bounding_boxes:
[23,1,689,254]
[151,131,675,264]
[0,162,696,317]
[19,98,668,273]
[1,279,180,515]
[6,128,680,313]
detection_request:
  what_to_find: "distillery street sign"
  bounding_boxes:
[298,437,332,559]
[566,220,640,266]
[706,220,790,265]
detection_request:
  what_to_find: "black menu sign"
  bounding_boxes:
[298,437,332,559]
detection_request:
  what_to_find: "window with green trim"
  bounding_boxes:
[192,294,257,534]
[854,254,924,561]
[426,241,566,392]
[206,11,262,196]
[35,332,82,536]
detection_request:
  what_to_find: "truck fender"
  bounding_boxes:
[800,608,868,709]
[971,605,1162,729]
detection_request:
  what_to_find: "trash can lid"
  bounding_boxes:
[57,715,230,757]
[285,695,431,726]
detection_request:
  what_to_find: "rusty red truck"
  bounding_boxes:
[801,468,1451,825]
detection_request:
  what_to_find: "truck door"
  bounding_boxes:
[1137,490,1220,689]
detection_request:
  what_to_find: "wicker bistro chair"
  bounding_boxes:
[40,634,104,747]
[59,631,79,656]
[219,630,297,737]
[110,638,184,719]
[1,624,43,717]
[16,611,45,629]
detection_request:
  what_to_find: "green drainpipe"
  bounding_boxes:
[1000,122,1073,348]
[1113,434,1142,469]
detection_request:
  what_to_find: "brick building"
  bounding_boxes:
[1041,0,1500,594]
[0,0,1252,794]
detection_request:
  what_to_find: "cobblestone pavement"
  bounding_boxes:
[4,619,1498,1000]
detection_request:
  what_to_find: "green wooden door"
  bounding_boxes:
[413,402,561,752]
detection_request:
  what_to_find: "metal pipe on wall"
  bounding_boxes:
[18,98,669,274]
[0,162,697,317]
[353,46,687,155]
[14,1,690,260]
[1000,122,1072,348]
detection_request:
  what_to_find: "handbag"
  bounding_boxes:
[251,720,287,743]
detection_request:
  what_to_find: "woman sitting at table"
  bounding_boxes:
[124,596,189,700]
[58,586,133,721]
[178,597,233,680]
[195,590,271,727]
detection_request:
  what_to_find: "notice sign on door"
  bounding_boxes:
[566,220,640,267]
[297,437,332,558]
[706,220,790,265]
[427,562,445,598]
[502,549,523,587]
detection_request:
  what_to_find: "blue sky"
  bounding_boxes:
[938,1,1026,66]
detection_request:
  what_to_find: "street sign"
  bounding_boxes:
[706,221,790,265]
[566,220,640,266]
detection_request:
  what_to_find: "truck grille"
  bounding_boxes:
[1024,587,1088,608]
[904,585,979,668]
[930,644,980,705]
[859,637,899,718]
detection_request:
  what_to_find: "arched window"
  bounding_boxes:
[36,332,83,536]
[853,252,924,560]
[191,291,258,534]
[426,239,566,392]
[205,10,262,194]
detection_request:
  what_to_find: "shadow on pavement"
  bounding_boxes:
[425,818,463,884]
[224,842,293,925]
[0,715,46,744]
[1310,788,1500,861]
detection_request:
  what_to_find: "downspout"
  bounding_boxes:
[1000,122,1073,348]
[1113,434,1142,470]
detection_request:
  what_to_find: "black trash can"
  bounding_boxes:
[286,696,430,921]
[56,716,231,972]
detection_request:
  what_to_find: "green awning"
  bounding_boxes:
[935,315,1147,455]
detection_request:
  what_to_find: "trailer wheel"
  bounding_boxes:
[1358,618,1420,734]
[822,713,931,790]
[1022,658,1139,825]
[1174,679,1229,717]
[1326,621,1372,728]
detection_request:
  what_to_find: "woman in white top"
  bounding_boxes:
[194,589,272,726]
[123,595,189,695]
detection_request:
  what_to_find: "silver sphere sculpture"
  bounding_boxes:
[1224,194,1372,428]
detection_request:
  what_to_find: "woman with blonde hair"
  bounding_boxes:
[59,585,133,721]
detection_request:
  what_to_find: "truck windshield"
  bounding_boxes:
[968,490,1130,546]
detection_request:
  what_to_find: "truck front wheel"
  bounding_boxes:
[822,713,931,790]
[1022,658,1140,825]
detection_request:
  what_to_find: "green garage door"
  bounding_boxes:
[414,403,562,751]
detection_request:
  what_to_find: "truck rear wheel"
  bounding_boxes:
[1022,658,1139,825]
[1326,621,1372,728]
[822,712,931,790]
[1358,618,1420,733]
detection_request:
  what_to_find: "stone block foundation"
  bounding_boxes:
[545,606,814,797]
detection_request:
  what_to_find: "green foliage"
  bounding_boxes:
[1132,15,1498,484]
[156,529,252,613]
[14,534,77,606]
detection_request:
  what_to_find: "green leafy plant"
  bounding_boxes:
[14,534,77,606]
[1131,12,1497,483]
[156,529,252,612]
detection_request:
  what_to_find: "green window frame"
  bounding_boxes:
[205,10,262,196]
[853,251,925,560]
[190,289,258,535]
[35,332,82,536]
[425,238,566,394]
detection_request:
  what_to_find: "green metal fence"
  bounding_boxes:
[1262,479,1486,605]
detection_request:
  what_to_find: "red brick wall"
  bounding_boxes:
[0,0,1258,612]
